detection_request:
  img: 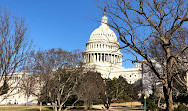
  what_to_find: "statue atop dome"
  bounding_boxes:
[103,7,106,16]
[101,7,108,25]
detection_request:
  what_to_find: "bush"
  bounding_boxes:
[123,96,132,102]
[173,94,188,104]
[174,104,188,111]
[139,94,164,111]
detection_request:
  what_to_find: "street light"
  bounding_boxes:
[131,98,132,111]
[144,96,146,111]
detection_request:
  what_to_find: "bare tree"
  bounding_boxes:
[99,0,188,110]
[20,73,39,105]
[32,48,82,111]
[0,8,32,100]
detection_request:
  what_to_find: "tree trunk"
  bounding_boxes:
[40,102,42,111]
[72,99,79,107]
[55,101,57,111]
[52,102,55,110]
[163,85,173,111]
[165,46,173,111]
[26,96,28,106]
[158,93,161,107]
[84,101,89,110]
[58,104,62,111]
[104,97,110,109]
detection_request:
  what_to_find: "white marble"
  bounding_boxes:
[83,13,142,84]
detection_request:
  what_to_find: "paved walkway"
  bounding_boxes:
[92,102,144,111]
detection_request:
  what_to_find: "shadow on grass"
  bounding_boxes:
[111,105,128,108]
[111,105,143,110]
[40,106,101,111]
[23,109,52,111]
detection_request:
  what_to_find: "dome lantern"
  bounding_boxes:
[101,7,108,26]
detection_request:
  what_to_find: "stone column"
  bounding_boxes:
[115,55,117,64]
[109,54,110,63]
[114,55,115,64]
[110,54,112,63]
[93,53,95,62]
[94,53,97,62]
[112,54,115,63]
[120,56,122,65]
[90,53,93,62]
[96,53,99,62]
[90,53,92,62]
[118,56,120,65]
[109,54,110,62]
[83,55,84,63]
[117,56,119,64]
[84,55,86,63]
[105,54,106,62]
[86,54,87,63]
[111,54,113,63]
[107,54,109,62]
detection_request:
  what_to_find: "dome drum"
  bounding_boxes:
[85,42,120,51]
[82,52,123,66]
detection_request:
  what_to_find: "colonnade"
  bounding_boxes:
[83,53,122,65]
[86,43,118,50]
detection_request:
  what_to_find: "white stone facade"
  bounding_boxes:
[0,72,39,105]
[82,13,142,84]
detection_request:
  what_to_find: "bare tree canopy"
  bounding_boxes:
[31,48,82,111]
[0,8,33,96]
[99,0,188,110]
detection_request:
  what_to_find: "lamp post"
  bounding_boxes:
[131,98,132,111]
[144,96,146,111]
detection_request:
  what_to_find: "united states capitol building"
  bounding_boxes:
[0,12,142,105]
[82,12,142,84]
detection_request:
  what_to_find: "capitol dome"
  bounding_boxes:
[82,11,123,68]
[82,9,142,84]
[87,15,119,45]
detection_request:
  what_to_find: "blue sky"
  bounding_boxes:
[0,0,100,50]
[0,0,146,68]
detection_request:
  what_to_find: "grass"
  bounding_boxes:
[0,102,143,111]
[0,106,100,111]
[0,105,52,111]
